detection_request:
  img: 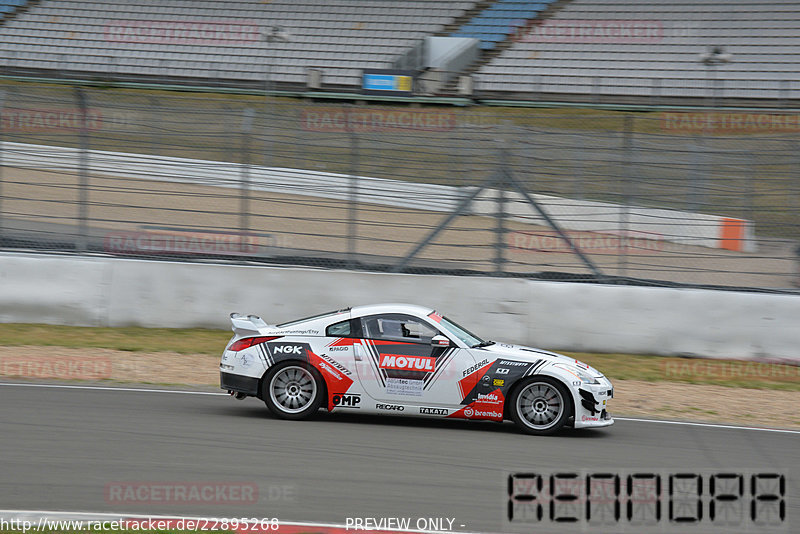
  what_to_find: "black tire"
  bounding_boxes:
[509,376,573,436]
[262,361,324,420]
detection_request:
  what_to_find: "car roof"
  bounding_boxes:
[349,303,435,319]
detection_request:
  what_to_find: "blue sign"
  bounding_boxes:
[362,69,415,96]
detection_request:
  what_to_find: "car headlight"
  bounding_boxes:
[554,363,600,385]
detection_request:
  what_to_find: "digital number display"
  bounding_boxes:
[507,471,786,531]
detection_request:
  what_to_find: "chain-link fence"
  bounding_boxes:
[1,82,799,290]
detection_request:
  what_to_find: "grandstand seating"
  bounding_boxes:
[0,0,473,87]
[0,0,27,16]
[476,0,800,99]
[0,0,798,101]
[451,0,556,50]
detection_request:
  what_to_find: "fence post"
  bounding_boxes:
[222,104,234,162]
[793,139,800,225]
[148,96,161,156]
[572,131,585,199]
[240,108,254,252]
[688,134,707,211]
[618,114,634,280]
[347,105,359,268]
[263,62,271,167]
[494,125,511,275]
[746,151,755,223]
[76,88,89,252]
[494,186,507,275]
[0,90,5,241]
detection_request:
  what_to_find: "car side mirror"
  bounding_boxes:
[431,335,451,347]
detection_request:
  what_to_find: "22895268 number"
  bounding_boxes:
[506,470,786,532]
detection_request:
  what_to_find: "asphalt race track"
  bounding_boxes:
[1,382,797,533]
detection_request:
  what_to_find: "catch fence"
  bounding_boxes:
[1,83,799,290]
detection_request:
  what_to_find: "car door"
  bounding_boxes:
[353,313,476,407]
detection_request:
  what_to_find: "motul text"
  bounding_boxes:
[379,354,436,373]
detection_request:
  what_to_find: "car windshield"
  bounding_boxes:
[436,314,486,348]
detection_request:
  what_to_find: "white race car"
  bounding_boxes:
[220,303,613,435]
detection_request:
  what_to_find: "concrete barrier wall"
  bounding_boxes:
[1,253,798,362]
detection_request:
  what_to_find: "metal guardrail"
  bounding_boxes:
[3,141,756,253]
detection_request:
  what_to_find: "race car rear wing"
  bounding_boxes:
[229,312,270,336]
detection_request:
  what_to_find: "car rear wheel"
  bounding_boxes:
[510,376,572,436]
[263,361,324,420]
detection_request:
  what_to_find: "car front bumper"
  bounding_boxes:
[573,379,614,428]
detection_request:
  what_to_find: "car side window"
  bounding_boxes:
[326,319,351,337]
[326,318,363,338]
[360,314,438,344]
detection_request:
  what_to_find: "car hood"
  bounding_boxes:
[474,342,605,377]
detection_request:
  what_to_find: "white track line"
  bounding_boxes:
[0,510,484,534]
[614,417,800,435]
[1,382,799,434]
[0,382,226,396]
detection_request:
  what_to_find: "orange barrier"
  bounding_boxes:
[719,218,747,252]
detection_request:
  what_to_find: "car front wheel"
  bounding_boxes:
[510,376,572,435]
[262,361,324,420]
